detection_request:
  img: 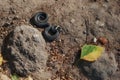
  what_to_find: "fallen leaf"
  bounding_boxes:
[27,76,33,80]
[0,54,3,66]
[11,74,19,80]
[80,45,105,61]
[24,76,33,80]
[25,76,33,80]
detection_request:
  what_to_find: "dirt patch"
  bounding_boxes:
[0,0,120,80]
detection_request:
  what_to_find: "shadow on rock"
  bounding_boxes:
[73,51,98,80]
[1,30,31,76]
[74,50,118,80]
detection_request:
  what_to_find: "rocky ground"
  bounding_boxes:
[0,0,120,80]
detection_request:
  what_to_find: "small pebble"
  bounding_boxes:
[70,19,75,23]
[96,20,105,27]
[98,37,108,45]
[93,37,97,43]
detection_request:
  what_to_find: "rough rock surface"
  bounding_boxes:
[2,25,50,79]
[78,52,118,80]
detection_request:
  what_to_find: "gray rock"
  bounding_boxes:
[2,25,50,79]
[80,52,118,80]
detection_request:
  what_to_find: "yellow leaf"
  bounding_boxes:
[0,54,3,66]
[81,45,105,61]
[28,76,33,80]
[25,76,33,80]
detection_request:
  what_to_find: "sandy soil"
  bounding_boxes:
[0,0,120,80]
